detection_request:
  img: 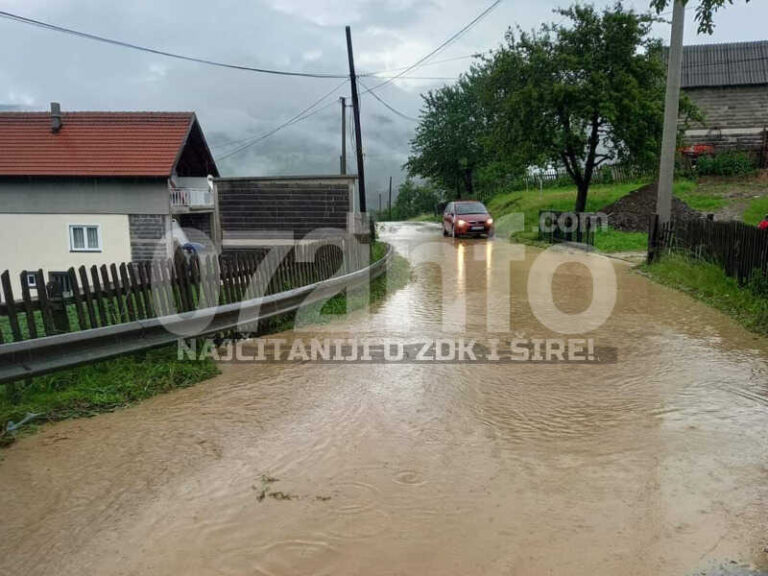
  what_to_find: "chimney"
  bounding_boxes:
[50,102,62,133]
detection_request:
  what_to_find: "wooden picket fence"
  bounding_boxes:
[652,216,768,285]
[0,239,371,345]
[538,211,599,246]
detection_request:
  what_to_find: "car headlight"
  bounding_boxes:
[457,219,467,227]
[486,218,494,225]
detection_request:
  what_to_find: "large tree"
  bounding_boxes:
[406,72,485,198]
[481,4,667,212]
[650,0,751,33]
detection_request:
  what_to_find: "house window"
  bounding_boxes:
[25,273,37,288]
[69,225,102,252]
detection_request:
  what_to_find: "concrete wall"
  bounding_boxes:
[176,213,214,247]
[129,214,169,262]
[0,177,170,214]
[215,176,356,251]
[683,85,768,151]
[0,213,132,294]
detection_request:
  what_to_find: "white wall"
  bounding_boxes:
[0,213,132,295]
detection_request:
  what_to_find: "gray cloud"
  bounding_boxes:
[1,0,765,207]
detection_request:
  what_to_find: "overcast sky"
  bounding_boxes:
[1,0,765,207]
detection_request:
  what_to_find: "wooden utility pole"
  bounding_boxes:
[340,97,347,175]
[388,176,393,220]
[656,0,686,224]
[345,26,367,213]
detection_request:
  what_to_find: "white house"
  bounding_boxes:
[0,103,219,294]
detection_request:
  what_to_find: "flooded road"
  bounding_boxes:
[1,222,766,575]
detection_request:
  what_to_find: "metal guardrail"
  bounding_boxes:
[0,246,392,384]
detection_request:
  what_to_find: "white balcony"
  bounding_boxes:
[170,187,214,212]
[170,177,214,213]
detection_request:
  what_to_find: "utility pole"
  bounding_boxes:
[388,176,393,220]
[340,97,347,175]
[345,26,367,213]
[656,0,686,224]
[379,192,382,212]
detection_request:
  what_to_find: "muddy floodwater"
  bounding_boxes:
[1,222,767,575]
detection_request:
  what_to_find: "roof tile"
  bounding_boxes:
[0,111,195,177]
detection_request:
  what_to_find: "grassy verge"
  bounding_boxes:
[744,196,768,226]
[0,346,219,446]
[1,244,411,446]
[483,180,739,254]
[593,228,648,252]
[486,180,655,252]
[641,253,768,337]
[672,179,729,212]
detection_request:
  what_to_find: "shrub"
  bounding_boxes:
[747,271,768,298]
[696,151,756,177]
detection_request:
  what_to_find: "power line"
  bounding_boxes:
[369,75,459,80]
[214,83,345,159]
[361,0,503,96]
[214,98,339,160]
[359,79,420,122]
[0,9,348,79]
[362,53,482,76]
[214,80,348,161]
[215,2,502,160]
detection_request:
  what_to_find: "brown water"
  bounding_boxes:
[1,222,767,576]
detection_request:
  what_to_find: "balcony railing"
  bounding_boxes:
[170,187,214,211]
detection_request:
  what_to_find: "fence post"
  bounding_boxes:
[0,271,23,342]
[647,213,659,265]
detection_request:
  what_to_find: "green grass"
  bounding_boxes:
[594,228,648,252]
[0,345,219,446]
[483,178,744,253]
[486,180,655,252]
[672,179,729,212]
[743,196,768,226]
[486,180,649,230]
[641,253,768,337]
[476,176,768,252]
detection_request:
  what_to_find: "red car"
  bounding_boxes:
[442,201,494,238]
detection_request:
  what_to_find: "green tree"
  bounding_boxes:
[392,179,443,220]
[481,4,668,212]
[406,73,485,199]
[650,0,751,34]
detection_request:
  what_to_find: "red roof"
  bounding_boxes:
[0,111,199,177]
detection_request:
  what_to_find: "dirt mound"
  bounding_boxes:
[601,183,701,232]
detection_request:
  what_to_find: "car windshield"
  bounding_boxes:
[456,202,487,215]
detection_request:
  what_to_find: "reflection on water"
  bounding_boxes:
[0,221,766,576]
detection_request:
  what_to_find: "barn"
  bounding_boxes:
[680,40,768,160]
